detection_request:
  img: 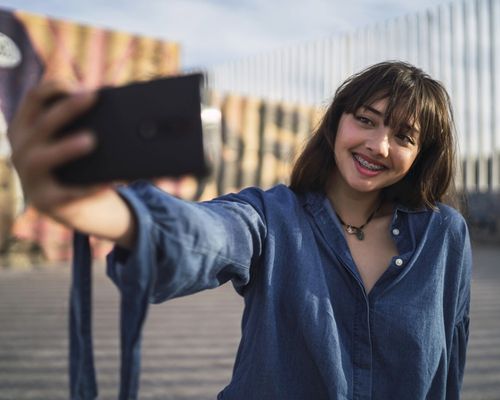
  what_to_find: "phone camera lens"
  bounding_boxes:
[138,121,158,140]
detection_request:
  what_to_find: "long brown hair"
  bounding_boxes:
[289,61,458,209]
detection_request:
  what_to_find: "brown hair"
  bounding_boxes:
[289,61,458,209]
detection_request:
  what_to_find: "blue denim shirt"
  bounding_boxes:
[71,182,471,399]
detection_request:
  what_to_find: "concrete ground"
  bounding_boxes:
[0,242,498,400]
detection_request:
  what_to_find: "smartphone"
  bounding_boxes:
[53,73,209,185]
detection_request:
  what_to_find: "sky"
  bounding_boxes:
[0,0,451,69]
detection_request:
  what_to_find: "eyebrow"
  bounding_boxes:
[362,105,384,116]
[361,104,420,135]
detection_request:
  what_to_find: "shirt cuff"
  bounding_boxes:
[106,181,157,302]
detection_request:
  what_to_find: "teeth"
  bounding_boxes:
[354,154,385,171]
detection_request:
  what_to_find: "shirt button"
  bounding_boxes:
[392,228,400,236]
[395,258,404,267]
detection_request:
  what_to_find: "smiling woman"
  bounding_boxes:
[332,98,420,194]
[289,60,467,306]
[7,60,471,399]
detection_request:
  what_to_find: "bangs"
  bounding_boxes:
[384,92,422,141]
[342,81,433,146]
[334,62,452,149]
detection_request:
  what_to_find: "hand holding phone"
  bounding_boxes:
[54,73,209,185]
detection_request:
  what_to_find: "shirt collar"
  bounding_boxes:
[302,190,429,215]
[393,203,429,214]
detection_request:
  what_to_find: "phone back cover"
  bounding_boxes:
[54,74,208,184]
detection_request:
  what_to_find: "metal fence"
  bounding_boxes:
[207,0,500,193]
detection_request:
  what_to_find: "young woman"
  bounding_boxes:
[8,61,471,399]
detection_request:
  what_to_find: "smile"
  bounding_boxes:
[353,154,386,171]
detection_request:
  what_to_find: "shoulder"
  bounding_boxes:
[218,184,301,208]
[426,203,471,255]
[410,202,467,232]
[404,202,469,251]
[213,184,307,224]
[434,203,468,236]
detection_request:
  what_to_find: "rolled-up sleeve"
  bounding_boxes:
[107,181,267,303]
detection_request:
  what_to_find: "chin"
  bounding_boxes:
[347,180,382,193]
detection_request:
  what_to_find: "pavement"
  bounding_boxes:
[0,242,498,400]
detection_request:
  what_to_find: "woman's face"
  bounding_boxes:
[332,98,420,195]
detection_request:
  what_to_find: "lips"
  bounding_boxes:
[353,153,387,171]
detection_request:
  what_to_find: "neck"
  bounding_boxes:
[326,171,382,227]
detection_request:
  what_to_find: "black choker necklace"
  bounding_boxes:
[335,203,381,241]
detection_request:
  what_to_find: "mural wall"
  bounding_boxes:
[0,8,179,265]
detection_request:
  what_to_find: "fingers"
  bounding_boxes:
[14,80,75,126]
[35,91,96,143]
[25,131,96,172]
[8,80,96,150]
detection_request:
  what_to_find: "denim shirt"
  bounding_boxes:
[71,182,471,399]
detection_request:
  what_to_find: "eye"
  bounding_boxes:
[355,115,374,126]
[396,133,416,146]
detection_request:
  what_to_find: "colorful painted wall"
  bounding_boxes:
[0,8,179,265]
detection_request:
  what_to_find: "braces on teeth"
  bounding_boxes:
[354,155,384,171]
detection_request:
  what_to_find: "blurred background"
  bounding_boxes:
[0,0,498,399]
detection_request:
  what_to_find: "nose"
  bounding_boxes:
[365,126,390,158]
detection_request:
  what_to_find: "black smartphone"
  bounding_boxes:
[53,73,209,185]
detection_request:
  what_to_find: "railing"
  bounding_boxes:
[207,0,500,193]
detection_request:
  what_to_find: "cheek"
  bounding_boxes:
[333,132,345,161]
[396,151,419,174]
[334,130,357,157]
[334,117,358,149]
